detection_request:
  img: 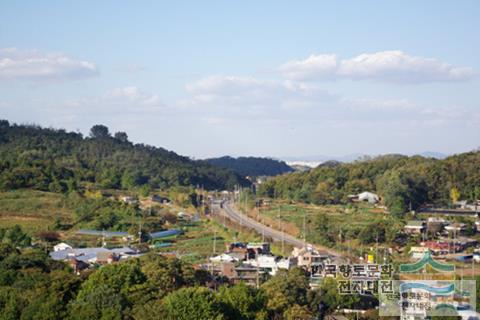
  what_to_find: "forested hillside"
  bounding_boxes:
[0,120,248,192]
[258,152,480,216]
[205,156,293,177]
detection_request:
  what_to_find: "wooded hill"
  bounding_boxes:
[205,156,293,177]
[258,152,480,216]
[0,120,248,192]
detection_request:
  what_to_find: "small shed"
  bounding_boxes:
[404,221,426,234]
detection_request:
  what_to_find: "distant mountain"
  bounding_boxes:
[415,151,448,159]
[282,153,366,164]
[282,151,449,164]
[205,156,293,177]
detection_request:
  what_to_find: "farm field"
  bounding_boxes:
[246,200,387,238]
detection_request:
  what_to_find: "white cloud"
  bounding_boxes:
[280,50,476,83]
[114,64,146,73]
[182,73,477,132]
[339,97,418,110]
[104,86,162,107]
[0,47,98,82]
[57,86,164,116]
[279,54,338,80]
[185,75,335,109]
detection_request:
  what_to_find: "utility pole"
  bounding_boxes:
[102,230,106,248]
[213,229,217,254]
[256,253,260,289]
[303,211,307,248]
[262,216,265,243]
[138,219,142,244]
[472,255,475,277]
[278,205,284,254]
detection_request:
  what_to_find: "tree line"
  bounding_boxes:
[258,153,480,216]
[0,120,249,193]
[205,156,293,177]
[0,225,374,320]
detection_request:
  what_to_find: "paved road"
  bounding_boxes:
[216,201,341,258]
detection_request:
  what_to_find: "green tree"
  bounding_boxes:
[69,285,124,320]
[0,225,31,247]
[262,267,310,317]
[89,125,110,139]
[307,277,359,317]
[283,304,313,320]
[217,283,267,320]
[311,213,336,246]
[114,131,128,143]
[72,260,146,318]
[161,287,225,320]
[376,170,409,217]
[358,222,386,245]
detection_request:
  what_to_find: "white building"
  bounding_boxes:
[210,253,239,263]
[244,254,294,276]
[53,242,73,252]
[357,191,380,204]
[409,246,430,259]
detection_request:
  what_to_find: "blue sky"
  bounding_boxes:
[0,1,479,159]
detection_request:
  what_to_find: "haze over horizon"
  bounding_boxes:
[1,1,479,159]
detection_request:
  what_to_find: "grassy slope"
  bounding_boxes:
[0,189,267,263]
[0,190,71,232]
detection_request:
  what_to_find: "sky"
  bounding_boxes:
[0,1,479,159]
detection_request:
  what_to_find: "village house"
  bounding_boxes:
[246,242,271,256]
[120,196,138,205]
[224,242,250,260]
[210,253,239,263]
[421,241,452,255]
[453,200,479,211]
[68,258,89,275]
[218,262,261,286]
[426,217,446,235]
[50,246,139,268]
[96,251,120,264]
[54,242,73,252]
[422,237,477,255]
[404,220,426,235]
[244,254,295,276]
[292,247,330,271]
[409,246,431,259]
[444,223,467,235]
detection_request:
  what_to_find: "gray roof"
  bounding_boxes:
[76,229,129,238]
[406,221,425,227]
[49,247,135,263]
